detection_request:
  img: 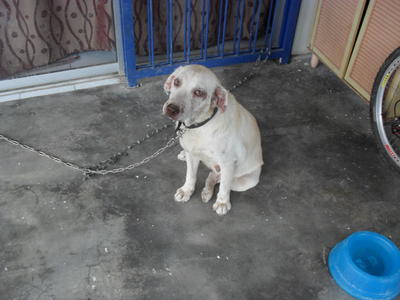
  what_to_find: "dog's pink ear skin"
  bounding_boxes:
[164,66,184,94]
[163,75,175,94]
[215,86,228,112]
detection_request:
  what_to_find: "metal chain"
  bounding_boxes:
[81,128,185,176]
[229,49,269,92]
[0,133,86,173]
[0,129,184,177]
[88,123,173,172]
[0,50,269,177]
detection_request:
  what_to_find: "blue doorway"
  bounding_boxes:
[118,0,301,86]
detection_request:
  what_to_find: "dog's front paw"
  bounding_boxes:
[174,187,193,202]
[212,197,231,216]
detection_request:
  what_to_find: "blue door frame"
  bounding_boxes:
[118,0,302,87]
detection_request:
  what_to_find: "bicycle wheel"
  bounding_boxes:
[370,47,400,173]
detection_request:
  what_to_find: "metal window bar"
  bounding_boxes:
[184,0,188,62]
[220,0,229,58]
[233,0,240,55]
[235,0,245,55]
[203,0,211,60]
[249,0,262,54]
[278,0,301,63]
[167,0,174,64]
[216,0,224,56]
[185,0,192,63]
[200,0,205,59]
[264,0,276,56]
[120,0,301,86]
[146,0,155,67]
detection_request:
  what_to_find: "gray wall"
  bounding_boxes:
[292,0,318,55]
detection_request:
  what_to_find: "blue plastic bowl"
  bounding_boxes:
[328,231,400,300]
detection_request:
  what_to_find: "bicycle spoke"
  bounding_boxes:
[371,47,400,170]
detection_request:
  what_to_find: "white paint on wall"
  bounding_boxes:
[292,0,318,55]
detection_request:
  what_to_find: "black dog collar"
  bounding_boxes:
[176,107,218,132]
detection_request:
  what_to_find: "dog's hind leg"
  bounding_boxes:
[201,171,220,203]
[231,167,261,192]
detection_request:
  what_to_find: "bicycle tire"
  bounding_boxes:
[370,47,400,174]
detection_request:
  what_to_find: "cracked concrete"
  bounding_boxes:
[0,56,399,299]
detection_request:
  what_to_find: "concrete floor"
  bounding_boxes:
[0,56,399,300]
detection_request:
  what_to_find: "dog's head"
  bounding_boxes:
[162,65,228,124]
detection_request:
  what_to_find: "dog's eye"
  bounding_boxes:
[193,89,205,97]
[174,78,181,87]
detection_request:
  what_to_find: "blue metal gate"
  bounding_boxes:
[118,0,301,86]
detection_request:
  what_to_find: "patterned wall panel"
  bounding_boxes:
[0,0,116,80]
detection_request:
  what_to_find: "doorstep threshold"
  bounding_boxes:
[0,74,121,103]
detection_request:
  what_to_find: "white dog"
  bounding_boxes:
[162,65,263,215]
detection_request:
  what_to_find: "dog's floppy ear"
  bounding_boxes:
[214,86,228,112]
[163,66,182,94]
[163,74,175,94]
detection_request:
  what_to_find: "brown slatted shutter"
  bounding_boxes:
[310,0,366,78]
[344,0,400,100]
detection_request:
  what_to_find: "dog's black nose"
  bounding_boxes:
[166,103,180,116]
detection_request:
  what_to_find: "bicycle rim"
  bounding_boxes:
[374,55,400,168]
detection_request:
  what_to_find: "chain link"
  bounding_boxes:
[87,123,173,172]
[81,129,185,176]
[0,129,184,177]
[0,133,85,173]
[229,49,269,91]
[0,50,269,177]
